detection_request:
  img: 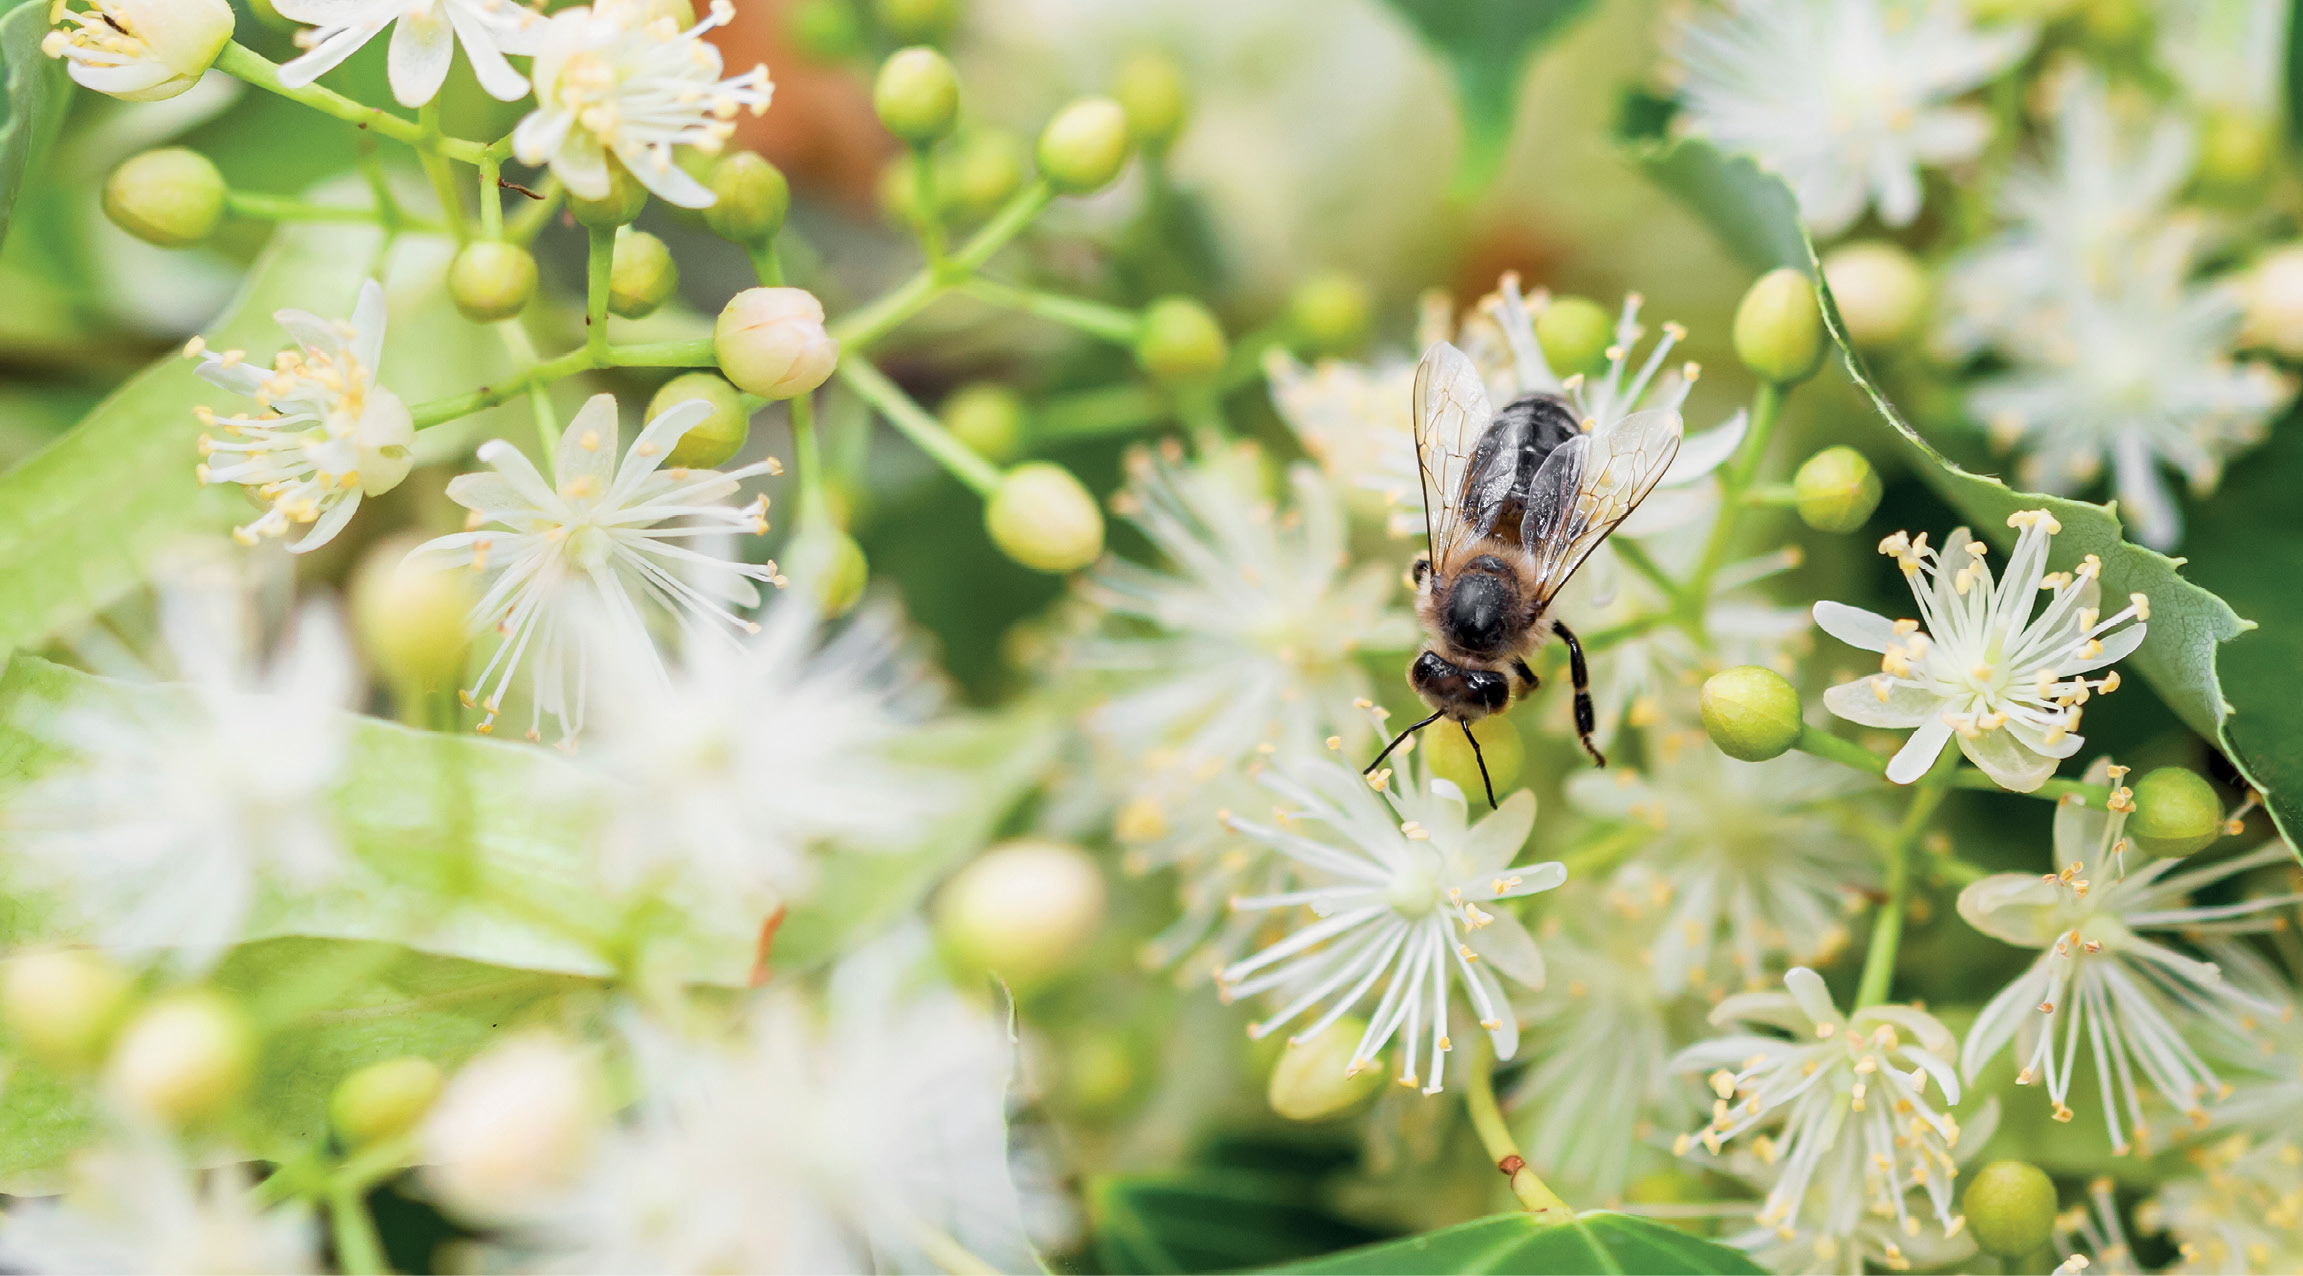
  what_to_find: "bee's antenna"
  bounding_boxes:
[1364,709,1445,778]
[1459,719,1497,810]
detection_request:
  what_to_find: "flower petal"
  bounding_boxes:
[1884,713,1954,784]
[1812,600,1899,654]
[1463,911,1544,989]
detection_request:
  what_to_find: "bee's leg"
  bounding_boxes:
[1553,621,1605,767]
[1458,718,1498,810]
[1510,657,1539,698]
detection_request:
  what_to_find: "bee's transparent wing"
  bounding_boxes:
[1521,407,1683,604]
[1412,341,1497,575]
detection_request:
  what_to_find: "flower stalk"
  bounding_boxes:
[1854,745,1958,1008]
[1466,1046,1572,1225]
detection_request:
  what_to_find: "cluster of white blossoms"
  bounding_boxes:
[0,1134,317,1272]
[277,0,545,107]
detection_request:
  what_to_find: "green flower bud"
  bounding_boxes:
[942,128,1026,221]
[102,148,226,248]
[1422,715,1524,799]
[1135,296,1227,384]
[1821,241,1929,348]
[2197,108,2274,191]
[1267,1018,1385,1121]
[1793,446,1882,534]
[873,0,954,40]
[877,153,922,225]
[331,1056,445,1148]
[1534,295,1613,379]
[1733,267,1824,384]
[0,949,132,1071]
[608,228,679,319]
[704,152,790,244]
[874,47,960,144]
[987,462,1103,572]
[715,287,839,400]
[2129,766,2223,858]
[352,534,474,690]
[1037,97,1132,194]
[2244,245,2303,359]
[1062,1029,1140,1116]
[106,990,255,1126]
[937,839,1107,987]
[1701,665,1803,762]
[1288,269,1372,357]
[447,240,539,324]
[1963,1160,2058,1260]
[568,155,649,228]
[787,0,866,60]
[804,526,870,617]
[942,382,1025,462]
[648,372,751,469]
[1113,50,1189,151]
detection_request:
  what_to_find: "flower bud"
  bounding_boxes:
[106,990,255,1126]
[1113,50,1188,151]
[608,228,679,319]
[1793,446,1882,533]
[102,148,226,248]
[1422,715,1524,799]
[788,0,866,60]
[447,240,539,323]
[877,153,923,225]
[1287,269,1372,357]
[936,839,1107,987]
[2196,107,2273,191]
[1733,267,1824,384]
[987,462,1104,572]
[875,47,960,144]
[354,535,473,690]
[45,0,234,102]
[648,372,751,469]
[1963,1160,2057,1260]
[1037,97,1132,194]
[1,949,131,1071]
[568,155,649,228]
[1701,665,1803,762]
[803,525,870,617]
[942,382,1025,462]
[2129,766,2223,858]
[2244,245,2303,359]
[1063,1029,1140,1116]
[873,0,954,40]
[1267,1018,1384,1121]
[1821,241,1928,348]
[704,152,790,245]
[422,1035,598,1226]
[715,287,839,400]
[1535,295,1613,379]
[1135,296,1227,384]
[331,1056,445,1148]
[943,128,1027,221]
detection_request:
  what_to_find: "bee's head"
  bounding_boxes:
[1408,650,1510,720]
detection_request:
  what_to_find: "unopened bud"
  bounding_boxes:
[1288,269,1372,357]
[448,240,539,323]
[2243,245,2303,359]
[421,1035,598,1226]
[875,47,960,144]
[102,148,226,248]
[2128,766,2222,858]
[608,228,679,319]
[802,525,870,617]
[2197,107,2274,191]
[567,155,649,228]
[331,1056,445,1148]
[648,372,750,469]
[1701,666,1803,762]
[1113,50,1188,151]
[46,0,234,102]
[942,382,1025,462]
[942,128,1026,221]
[787,0,866,60]
[937,839,1107,987]
[1535,295,1613,379]
[1793,446,1882,533]
[354,535,473,689]
[1037,98,1132,194]
[877,153,923,225]
[1733,268,1824,384]
[704,152,790,244]
[987,462,1103,572]
[1135,296,1227,384]
[1822,241,1928,348]
[715,287,839,400]
[106,991,255,1126]
[872,0,955,40]
[1268,1018,1384,1121]
[1,950,131,1071]
[1964,1160,2057,1260]
[1423,715,1524,799]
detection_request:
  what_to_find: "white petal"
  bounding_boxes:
[1884,714,1954,784]
[1812,600,1899,653]
[1464,912,1544,989]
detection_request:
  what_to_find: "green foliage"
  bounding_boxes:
[0,0,68,247]
[1270,1211,1766,1275]
[1089,1142,1389,1274]
[1379,0,1598,198]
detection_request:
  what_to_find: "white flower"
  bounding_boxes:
[275,0,543,107]
[1664,0,2033,236]
[1957,760,2299,1153]
[1567,745,1875,995]
[513,0,772,210]
[2140,1134,2303,1275]
[190,279,413,553]
[422,1033,601,1228]
[1673,968,1971,1271]
[1215,745,1564,1095]
[406,393,783,744]
[0,1134,318,1274]
[2053,1176,2142,1276]
[42,0,234,103]
[1814,509,2148,792]
[6,570,355,972]
[2157,0,2290,118]
[2205,942,2303,1139]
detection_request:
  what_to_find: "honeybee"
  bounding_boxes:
[1367,341,1683,806]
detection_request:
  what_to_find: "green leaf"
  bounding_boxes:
[1270,1211,1765,1275]
[2287,0,2303,156]
[0,0,68,248]
[1380,0,1599,198]
[1089,1168,1387,1274]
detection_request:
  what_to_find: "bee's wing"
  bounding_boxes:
[1520,406,1684,604]
[1411,341,1497,575]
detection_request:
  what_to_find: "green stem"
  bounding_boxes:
[412,346,590,429]
[1854,747,1957,1008]
[223,191,402,225]
[748,240,784,286]
[585,225,614,361]
[506,176,563,245]
[327,1183,390,1276]
[1792,725,2112,805]
[960,277,1141,344]
[1034,382,1165,440]
[477,152,504,240]
[417,100,467,239]
[947,179,1054,275]
[910,144,948,268]
[1465,1046,1574,1226]
[606,339,719,368]
[791,391,827,523]
[830,181,1056,352]
[1684,379,1786,616]
[217,43,486,165]
[836,359,1003,497]
[490,322,568,460]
